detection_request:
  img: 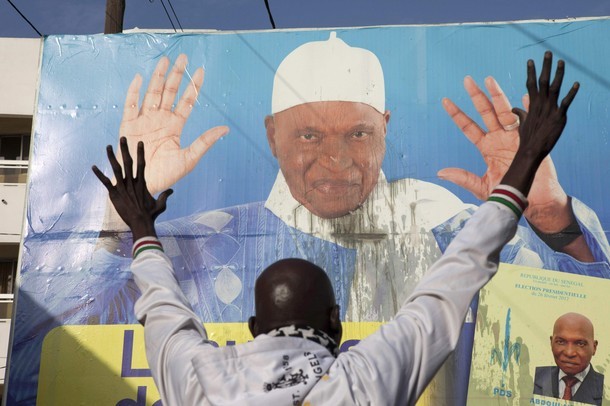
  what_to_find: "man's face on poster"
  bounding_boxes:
[550,315,598,376]
[266,101,390,219]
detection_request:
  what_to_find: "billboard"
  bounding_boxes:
[7,18,610,404]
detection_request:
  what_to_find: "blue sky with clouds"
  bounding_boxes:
[2,0,610,37]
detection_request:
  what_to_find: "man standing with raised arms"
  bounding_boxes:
[94,52,580,405]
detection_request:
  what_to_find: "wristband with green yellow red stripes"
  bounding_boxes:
[132,237,164,259]
[487,185,528,218]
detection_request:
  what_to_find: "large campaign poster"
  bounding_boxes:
[6,18,610,405]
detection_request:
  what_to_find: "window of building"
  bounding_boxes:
[0,134,30,161]
[0,134,30,183]
[0,261,16,296]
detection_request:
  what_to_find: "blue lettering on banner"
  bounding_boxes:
[116,386,162,406]
[529,397,570,406]
[492,387,512,397]
[121,330,152,378]
[339,339,359,352]
[120,330,222,376]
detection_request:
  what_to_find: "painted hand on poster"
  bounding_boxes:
[93,138,171,241]
[440,52,593,261]
[117,54,229,196]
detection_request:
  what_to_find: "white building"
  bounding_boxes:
[0,37,41,392]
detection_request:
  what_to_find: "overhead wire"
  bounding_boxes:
[165,0,184,31]
[149,0,176,32]
[6,0,42,36]
[147,0,269,32]
[263,0,276,29]
[158,0,177,32]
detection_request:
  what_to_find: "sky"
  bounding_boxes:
[2,0,610,38]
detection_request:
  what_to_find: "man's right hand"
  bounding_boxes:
[503,51,579,196]
[118,54,229,195]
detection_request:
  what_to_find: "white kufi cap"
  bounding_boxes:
[271,32,385,114]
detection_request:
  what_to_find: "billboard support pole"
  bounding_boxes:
[104,0,125,34]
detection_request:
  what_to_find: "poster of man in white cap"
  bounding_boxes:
[7,20,610,405]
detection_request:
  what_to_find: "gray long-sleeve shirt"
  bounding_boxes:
[132,200,519,405]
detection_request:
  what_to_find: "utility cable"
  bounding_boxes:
[6,0,42,36]
[263,0,276,29]
[158,0,177,31]
[166,0,184,31]
[149,0,177,32]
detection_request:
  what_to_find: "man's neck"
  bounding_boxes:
[265,325,339,357]
[558,364,591,381]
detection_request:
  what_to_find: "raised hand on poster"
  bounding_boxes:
[439,52,575,234]
[118,54,229,195]
[93,138,172,241]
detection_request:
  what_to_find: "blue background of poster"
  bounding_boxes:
[29,21,610,234]
[8,18,610,405]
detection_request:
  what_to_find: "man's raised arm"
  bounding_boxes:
[321,51,580,406]
[93,138,213,405]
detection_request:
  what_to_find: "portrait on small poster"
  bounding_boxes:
[468,264,610,405]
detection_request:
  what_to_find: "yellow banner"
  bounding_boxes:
[38,322,381,405]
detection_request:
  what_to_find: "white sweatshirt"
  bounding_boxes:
[131,201,519,405]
